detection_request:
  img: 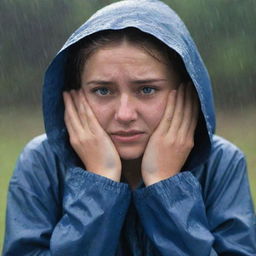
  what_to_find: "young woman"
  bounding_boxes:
[3,0,256,255]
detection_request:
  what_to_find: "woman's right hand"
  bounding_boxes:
[63,89,122,182]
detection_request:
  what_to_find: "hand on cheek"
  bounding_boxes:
[63,89,122,182]
[141,83,199,186]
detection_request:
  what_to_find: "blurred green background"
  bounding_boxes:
[0,0,255,251]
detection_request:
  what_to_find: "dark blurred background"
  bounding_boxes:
[0,0,255,250]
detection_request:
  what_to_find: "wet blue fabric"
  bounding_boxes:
[3,0,256,255]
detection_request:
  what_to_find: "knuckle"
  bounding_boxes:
[187,139,194,149]
[181,139,194,150]
[64,114,69,123]
[69,136,78,146]
[172,137,193,151]
[70,134,87,146]
[78,104,85,114]
[165,116,172,123]
[77,134,87,144]
[168,137,176,146]
[86,109,93,118]
[64,110,68,119]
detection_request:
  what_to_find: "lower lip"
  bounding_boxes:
[111,133,144,143]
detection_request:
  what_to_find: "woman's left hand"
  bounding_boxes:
[141,83,199,186]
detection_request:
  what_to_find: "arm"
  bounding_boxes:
[133,143,256,255]
[134,172,217,255]
[3,139,131,256]
[205,142,256,254]
[51,167,130,255]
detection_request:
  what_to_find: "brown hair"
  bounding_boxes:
[64,28,190,90]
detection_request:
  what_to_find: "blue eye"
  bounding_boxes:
[141,87,156,95]
[94,87,111,96]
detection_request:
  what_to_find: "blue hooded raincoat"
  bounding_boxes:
[3,0,256,255]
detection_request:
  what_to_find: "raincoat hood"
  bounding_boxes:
[43,0,215,170]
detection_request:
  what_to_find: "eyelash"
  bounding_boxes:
[91,86,158,97]
[92,87,111,96]
[140,87,157,95]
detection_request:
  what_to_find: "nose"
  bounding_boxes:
[114,94,138,124]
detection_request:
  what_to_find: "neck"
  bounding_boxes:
[121,157,142,189]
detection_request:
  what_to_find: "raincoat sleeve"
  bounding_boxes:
[3,137,131,256]
[133,143,256,255]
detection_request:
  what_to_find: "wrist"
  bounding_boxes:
[86,166,121,182]
[143,170,179,186]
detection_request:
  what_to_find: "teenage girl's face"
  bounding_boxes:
[81,42,178,160]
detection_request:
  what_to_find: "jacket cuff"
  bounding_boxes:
[133,171,200,200]
[66,167,130,194]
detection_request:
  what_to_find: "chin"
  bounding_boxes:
[117,147,144,160]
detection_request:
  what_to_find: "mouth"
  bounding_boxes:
[110,131,145,143]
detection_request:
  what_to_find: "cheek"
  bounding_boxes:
[86,97,113,129]
[144,100,167,132]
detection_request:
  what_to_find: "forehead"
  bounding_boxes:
[84,40,169,68]
[82,42,171,78]
[102,38,169,61]
[94,42,154,59]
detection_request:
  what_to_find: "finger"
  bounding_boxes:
[63,92,76,137]
[70,89,88,130]
[187,88,199,138]
[70,89,92,131]
[76,90,90,129]
[63,91,84,136]
[80,89,104,134]
[167,83,186,135]
[178,83,195,138]
[156,90,177,134]
[70,90,81,117]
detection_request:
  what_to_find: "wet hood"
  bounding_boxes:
[43,0,215,169]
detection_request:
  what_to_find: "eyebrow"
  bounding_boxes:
[85,79,167,86]
[86,80,113,86]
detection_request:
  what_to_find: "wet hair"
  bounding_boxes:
[64,28,190,91]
